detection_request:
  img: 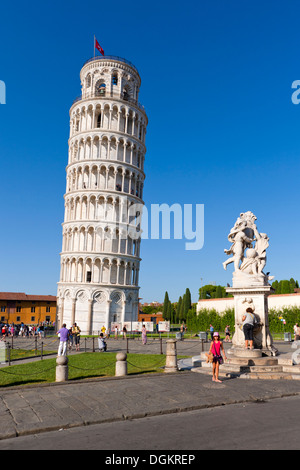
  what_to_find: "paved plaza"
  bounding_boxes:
[0,338,298,445]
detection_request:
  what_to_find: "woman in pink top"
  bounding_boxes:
[209,332,227,383]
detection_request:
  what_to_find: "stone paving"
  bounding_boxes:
[0,338,298,441]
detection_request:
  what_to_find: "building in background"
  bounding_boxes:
[138,310,163,326]
[197,292,300,314]
[57,55,148,334]
[0,293,56,325]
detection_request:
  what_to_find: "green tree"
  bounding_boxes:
[290,278,296,292]
[215,285,223,299]
[198,284,227,299]
[281,280,292,294]
[179,293,186,322]
[163,292,170,320]
[271,280,279,293]
[167,301,173,323]
[176,296,182,324]
[183,288,192,317]
[271,279,299,295]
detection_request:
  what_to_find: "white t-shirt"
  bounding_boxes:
[243,312,255,326]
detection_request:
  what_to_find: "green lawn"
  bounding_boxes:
[0,353,188,388]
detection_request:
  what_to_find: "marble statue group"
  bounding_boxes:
[223,211,273,284]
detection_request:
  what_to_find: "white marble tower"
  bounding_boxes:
[57,55,148,334]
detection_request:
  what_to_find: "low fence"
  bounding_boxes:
[0,332,290,385]
[1,334,209,362]
[0,336,199,384]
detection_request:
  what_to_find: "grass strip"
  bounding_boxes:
[0,353,190,388]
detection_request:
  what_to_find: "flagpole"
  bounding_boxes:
[94,35,95,58]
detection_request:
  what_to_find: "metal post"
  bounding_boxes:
[92,337,95,352]
[126,337,129,354]
[41,342,43,360]
[160,336,163,355]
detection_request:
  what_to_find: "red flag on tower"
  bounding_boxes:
[95,37,105,56]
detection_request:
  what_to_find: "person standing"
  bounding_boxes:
[225,325,231,342]
[209,332,226,382]
[98,333,107,352]
[142,324,147,345]
[57,324,69,357]
[242,308,256,350]
[209,324,214,341]
[68,327,73,350]
[122,325,127,339]
[72,323,81,351]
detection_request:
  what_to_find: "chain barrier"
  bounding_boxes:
[174,341,207,351]
[0,335,198,381]
[126,357,166,371]
[68,359,117,372]
[4,336,206,357]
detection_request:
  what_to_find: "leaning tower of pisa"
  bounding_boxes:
[57,55,148,334]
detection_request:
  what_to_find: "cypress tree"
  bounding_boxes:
[167,301,173,324]
[184,288,192,316]
[163,291,170,320]
[290,278,296,293]
[281,280,291,294]
[215,285,223,299]
[177,296,182,324]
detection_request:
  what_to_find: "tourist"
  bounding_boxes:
[122,325,127,339]
[209,332,227,383]
[10,324,15,337]
[142,324,147,345]
[57,323,69,356]
[242,307,256,350]
[209,324,214,341]
[225,325,231,342]
[98,333,107,352]
[72,323,81,351]
[101,325,106,337]
[68,327,73,350]
[114,325,118,340]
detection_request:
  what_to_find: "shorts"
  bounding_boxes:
[243,323,254,341]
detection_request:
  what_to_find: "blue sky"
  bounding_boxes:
[0,0,300,303]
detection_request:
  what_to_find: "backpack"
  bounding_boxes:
[250,313,258,325]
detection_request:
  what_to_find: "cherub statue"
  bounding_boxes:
[223,212,270,278]
[223,220,254,272]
